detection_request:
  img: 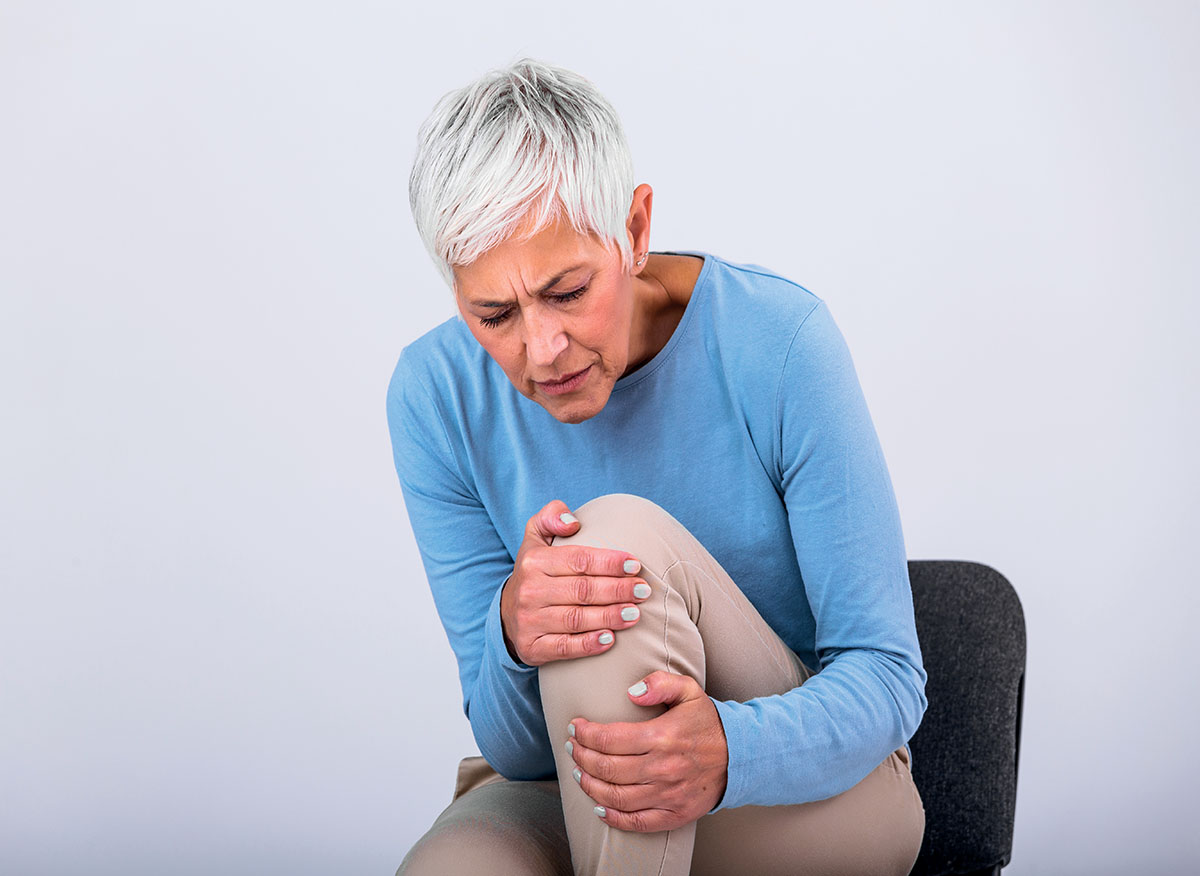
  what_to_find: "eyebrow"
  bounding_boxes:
[467,264,588,308]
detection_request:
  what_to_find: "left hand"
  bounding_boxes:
[567,671,728,833]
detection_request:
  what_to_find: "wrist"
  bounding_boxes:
[499,574,522,663]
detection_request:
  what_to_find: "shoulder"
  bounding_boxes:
[386,315,506,411]
[702,254,824,325]
[389,316,474,394]
[691,253,833,373]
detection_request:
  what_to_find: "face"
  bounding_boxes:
[452,217,637,424]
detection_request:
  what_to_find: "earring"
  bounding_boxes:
[636,252,647,266]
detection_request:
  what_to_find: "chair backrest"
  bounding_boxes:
[906,561,1026,876]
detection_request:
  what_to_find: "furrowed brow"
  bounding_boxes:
[468,264,587,308]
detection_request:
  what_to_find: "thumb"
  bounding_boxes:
[627,671,704,708]
[525,499,580,546]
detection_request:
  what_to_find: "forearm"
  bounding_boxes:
[464,584,556,780]
[712,646,925,809]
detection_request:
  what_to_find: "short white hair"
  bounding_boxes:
[409,58,635,290]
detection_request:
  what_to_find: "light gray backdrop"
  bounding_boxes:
[2,2,1197,874]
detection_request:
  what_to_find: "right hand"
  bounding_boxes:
[501,500,650,666]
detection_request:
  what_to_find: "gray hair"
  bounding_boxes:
[409,58,635,290]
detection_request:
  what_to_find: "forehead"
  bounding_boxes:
[453,218,612,303]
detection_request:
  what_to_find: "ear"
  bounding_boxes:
[625,183,654,274]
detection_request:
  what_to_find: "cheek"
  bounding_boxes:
[473,331,527,381]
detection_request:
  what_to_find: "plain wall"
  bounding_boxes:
[2,2,1197,873]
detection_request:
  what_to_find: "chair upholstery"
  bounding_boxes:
[906,561,1026,876]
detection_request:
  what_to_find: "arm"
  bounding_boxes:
[711,299,927,809]
[386,353,554,780]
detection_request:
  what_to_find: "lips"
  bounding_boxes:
[535,365,592,396]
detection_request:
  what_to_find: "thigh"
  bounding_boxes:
[691,750,925,876]
[397,772,572,876]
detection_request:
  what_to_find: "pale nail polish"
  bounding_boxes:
[623,559,640,574]
[628,680,648,697]
[565,739,573,756]
[573,768,582,784]
[593,806,607,818]
[633,582,651,599]
[598,631,614,645]
[568,723,576,737]
[620,606,639,622]
[560,512,578,525]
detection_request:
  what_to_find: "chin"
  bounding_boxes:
[535,387,610,424]
[543,400,601,424]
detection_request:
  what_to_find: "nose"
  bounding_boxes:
[523,309,569,367]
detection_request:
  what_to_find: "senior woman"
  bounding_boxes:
[388,58,926,876]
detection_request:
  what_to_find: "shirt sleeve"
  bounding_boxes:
[386,353,557,780]
[710,300,927,810]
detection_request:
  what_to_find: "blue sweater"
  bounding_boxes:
[386,252,926,810]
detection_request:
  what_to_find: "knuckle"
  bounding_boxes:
[568,549,591,574]
[553,635,572,660]
[573,576,594,604]
[593,754,616,782]
[563,606,584,633]
[629,811,651,833]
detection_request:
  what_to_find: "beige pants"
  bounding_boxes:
[399,494,925,876]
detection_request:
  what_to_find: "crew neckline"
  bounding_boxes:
[613,250,713,392]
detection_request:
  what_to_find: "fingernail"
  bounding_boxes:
[594,806,607,818]
[565,739,573,756]
[568,723,576,737]
[623,559,640,574]
[560,512,578,525]
[628,680,648,697]
[620,606,639,622]
[573,768,582,784]
[598,631,614,645]
[633,582,651,599]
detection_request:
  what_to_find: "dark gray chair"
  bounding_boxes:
[906,561,1026,876]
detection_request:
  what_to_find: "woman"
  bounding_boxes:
[388,58,926,876]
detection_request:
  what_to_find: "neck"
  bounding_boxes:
[623,254,700,377]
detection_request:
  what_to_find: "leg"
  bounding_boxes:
[538,494,923,876]
[397,760,572,876]
[691,747,925,876]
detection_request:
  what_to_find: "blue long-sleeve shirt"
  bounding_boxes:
[386,252,926,810]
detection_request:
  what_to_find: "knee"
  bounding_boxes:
[575,492,670,525]
[396,784,569,876]
[397,821,553,876]
[563,493,686,560]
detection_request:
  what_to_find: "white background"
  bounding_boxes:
[2,2,1197,874]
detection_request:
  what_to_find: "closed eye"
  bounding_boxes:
[549,284,588,305]
[479,308,513,328]
[478,284,588,329]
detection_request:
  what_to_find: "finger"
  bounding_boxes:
[552,602,643,635]
[568,717,656,756]
[543,544,642,579]
[529,630,617,664]
[626,671,705,708]
[543,574,653,608]
[525,500,580,546]
[569,739,649,786]
[576,766,661,815]
[594,804,678,834]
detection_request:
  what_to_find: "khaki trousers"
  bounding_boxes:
[399,494,924,876]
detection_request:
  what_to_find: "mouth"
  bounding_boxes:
[534,365,592,396]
